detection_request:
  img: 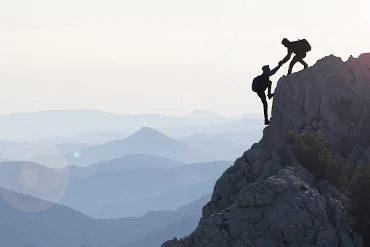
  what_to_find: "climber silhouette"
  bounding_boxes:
[252,61,283,125]
[280,38,311,75]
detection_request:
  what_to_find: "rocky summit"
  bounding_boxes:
[161,53,370,247]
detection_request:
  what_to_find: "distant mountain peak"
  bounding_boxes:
[125,127,174,143]
[135,127,163,135]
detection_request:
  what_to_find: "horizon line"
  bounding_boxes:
[0,108,263,118]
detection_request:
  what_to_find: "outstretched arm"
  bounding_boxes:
[269,62,283,76]
[281,49,292,64]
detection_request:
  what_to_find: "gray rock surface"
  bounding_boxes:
[161,54,370,247]
[267,53,370,154]
[348,144,366,165]
[362,146,370,163]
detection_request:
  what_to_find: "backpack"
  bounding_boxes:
[298,39,311,52]
[252,76,261,92]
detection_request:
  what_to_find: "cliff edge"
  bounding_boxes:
[161,53,370,247]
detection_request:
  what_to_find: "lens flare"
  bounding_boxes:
[0,141,70,213]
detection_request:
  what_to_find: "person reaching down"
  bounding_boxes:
[280,38,311,75]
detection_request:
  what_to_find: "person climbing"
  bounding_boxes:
[252,61,283,125]
[280,38,311,75]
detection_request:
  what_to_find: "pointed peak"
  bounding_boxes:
[136,126,158,133]
[130,127,167,138]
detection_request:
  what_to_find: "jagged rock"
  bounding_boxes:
[251,143,259,149]
[348,144,366,165]
[268,53,370,153]
[163,168,359,247]
[161,237,178,247]
[318,180,351,211]
[245,148,258,165]
[326,198,349,231]
[162,54,370,247]
[235,176,288,207]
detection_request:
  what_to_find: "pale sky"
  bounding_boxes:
[0,0,369,117]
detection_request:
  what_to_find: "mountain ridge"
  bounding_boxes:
[0,109,239,141]
[0,186,211,247]
[68,153,186,178]
[0,159,231,215]
[90,180,215,218]
[30,127,213,167]
[61,127,212,166]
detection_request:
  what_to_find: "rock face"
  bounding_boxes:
[161,53,370,247]
[266,53,370,156]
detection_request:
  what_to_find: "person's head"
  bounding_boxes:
[282,38,290,47]
[262,65,270,73]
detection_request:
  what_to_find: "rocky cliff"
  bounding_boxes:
[161,53,370,247]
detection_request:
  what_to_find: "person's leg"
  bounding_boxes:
[257,91,269,125]
[288,55,299,75]
[297,52,308,69]
[299,59,308,69]
[267,80,274,99]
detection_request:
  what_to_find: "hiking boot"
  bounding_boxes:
[264,119,270,125]
[268,93,274,99]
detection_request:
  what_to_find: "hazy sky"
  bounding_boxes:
[0,0,369,117]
